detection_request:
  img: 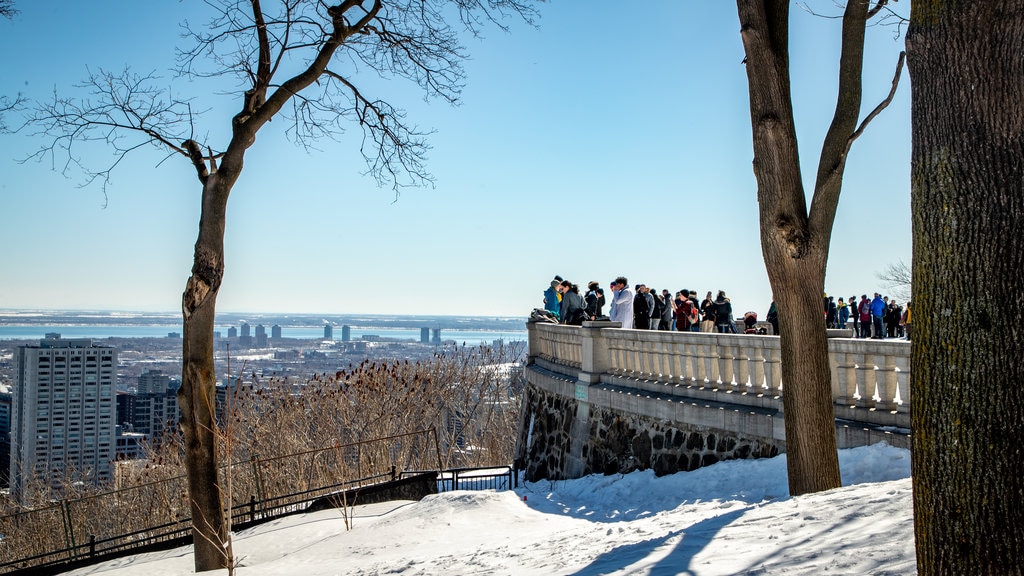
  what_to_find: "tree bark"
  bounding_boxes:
[179,171,233,571]
[735,0,879,496]
[907,2,1024,573]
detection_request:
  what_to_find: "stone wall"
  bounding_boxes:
[515,384,783,482]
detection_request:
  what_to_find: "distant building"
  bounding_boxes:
[137,369,170,395]
[166,332,181,339]
[239,322,253,347]
[115,426,147,461]
[0,384,11,487]
[421,328,430,344]
[227,326,238,339]
[116,370,180,444]
[341,325,351,342]
[323,324,333,340]
[255,324,268,348]
[432,328,442,344]
[271,325,282,339]
[10,336,117,500]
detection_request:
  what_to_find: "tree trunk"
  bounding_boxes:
[907,3,1024,573]
[768,252,841,495]
[737,0,844,496]
[179,173,232,572]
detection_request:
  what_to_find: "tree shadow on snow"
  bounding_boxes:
[566,508,747,576]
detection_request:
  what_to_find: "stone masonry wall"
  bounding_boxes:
[516,384,782,482]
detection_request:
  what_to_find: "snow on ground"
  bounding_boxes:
[64,443,914,576]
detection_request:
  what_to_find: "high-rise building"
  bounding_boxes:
[271,324,282,339]
[0,384,11,488]
[255,324,268,348]
[324,324,333,340]
[10,336,117,499]
[239,322,253,347]
[136,369,170,395]
[227,326,238,339]
[421,327,430,344]
[341,325,351,342]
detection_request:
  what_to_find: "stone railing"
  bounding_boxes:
[526,320,911,432]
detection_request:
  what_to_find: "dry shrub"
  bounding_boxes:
[0,342,525,571]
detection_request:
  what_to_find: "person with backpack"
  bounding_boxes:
[858,295,873,338]
[675,291,698,331]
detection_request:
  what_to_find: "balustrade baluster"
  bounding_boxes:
[669,340,684,385]
[896,354,911,414]
[680,339,696,386]
[624,337,640,379]
[876,354,898,411]
[837,352,857,405]
[765,345,782,396]
[717,342,734,391]
[735,343,751,393]
[748,343,765,395]
[855,354,876,408]
[652,337,667,383]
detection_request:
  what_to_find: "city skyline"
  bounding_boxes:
[0,2,912,317]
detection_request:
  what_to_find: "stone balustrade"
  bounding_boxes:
[526,320,910,433]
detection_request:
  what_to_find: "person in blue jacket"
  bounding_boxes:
[870,293,886,339]
[543,275,563,319]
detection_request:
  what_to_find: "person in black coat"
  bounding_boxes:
[714,290,736,333]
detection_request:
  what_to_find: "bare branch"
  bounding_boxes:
[877,259,912,301]
[0,0,16,19]
[24,68,211,193]
[846,51,905,149]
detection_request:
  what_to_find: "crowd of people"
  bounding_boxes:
[541,275,912,340]
[824,292,912,341]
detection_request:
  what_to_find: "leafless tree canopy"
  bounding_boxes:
[0,0,16,19]
[26,0,538,194]
[876,259,911,301]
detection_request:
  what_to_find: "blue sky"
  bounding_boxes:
[0,1,910,318]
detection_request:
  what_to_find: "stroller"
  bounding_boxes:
[743,311,762,334]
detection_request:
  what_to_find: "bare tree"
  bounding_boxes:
[735,0,904,495]
[26,0,537,570]
[907,2,1024,573]
[0,0,20,132]
[876,259,911,302]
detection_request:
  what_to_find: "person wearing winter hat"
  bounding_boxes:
[543,276,562,319]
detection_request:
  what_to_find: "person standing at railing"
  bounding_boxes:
[700,291,717,332]
[766,299,779,336]
[837,297,849,329]
[714,290,738,333]
[850,294,860,337]
[543,275,563,321]
[902,301,912,341]
[557,280,587,326]
[608,277,634,329]
[870,293,887,339]
[859,295,873,338]
[584,281,604,320]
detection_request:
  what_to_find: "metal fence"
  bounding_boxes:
[0,429,471,575]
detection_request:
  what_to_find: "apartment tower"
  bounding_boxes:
[10,336,117,499]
